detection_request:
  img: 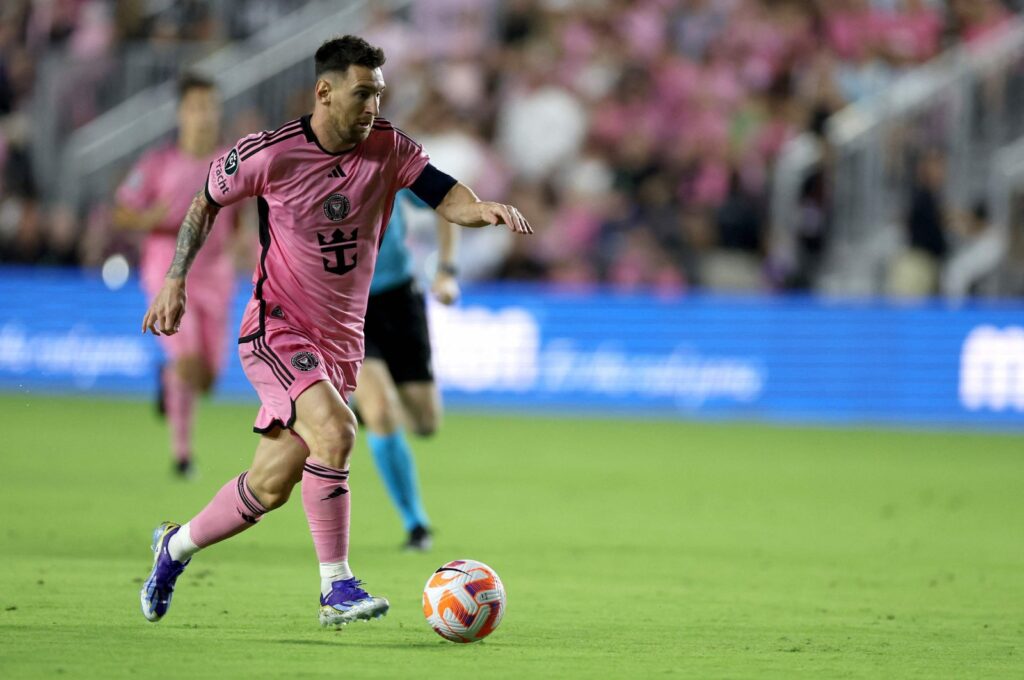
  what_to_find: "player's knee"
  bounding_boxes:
[197,367,215,394]
[412,418,437,438]
[364,393,402,435]
[310,419,358,469]
[176,357,212,393]
[411,404,441,438]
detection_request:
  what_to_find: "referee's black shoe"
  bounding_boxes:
[404,525,432,552]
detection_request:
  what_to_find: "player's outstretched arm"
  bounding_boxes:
[141,190,220,336]
[435,182,533,234]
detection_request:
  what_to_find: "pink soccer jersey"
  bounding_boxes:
[118,144,239,368]
[117,144,236,287]
[205,115,430,363]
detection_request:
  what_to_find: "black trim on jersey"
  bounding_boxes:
[204,179,222,209]
[240,129,304,162]
[300,114,358,156]
[373,119,419,147]
[238,197,272,344]
[237,120,302,156]
[409,164,458,209]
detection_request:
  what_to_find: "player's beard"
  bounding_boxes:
[332,117,371,146]
[354,120,373,140]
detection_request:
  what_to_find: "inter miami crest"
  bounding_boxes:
[224,148,239,176]
[323,193,351,222]
[291,351,319,372]
[318,227,358,276]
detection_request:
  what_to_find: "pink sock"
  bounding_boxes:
[301,460,351,563]
[164,368,195,464]
[189,471,268,548]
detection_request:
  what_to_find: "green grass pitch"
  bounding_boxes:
[0,394,1021,679]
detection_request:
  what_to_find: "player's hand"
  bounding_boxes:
[142,278,187,335]
[478,202,533,234]
[431,271,460,305]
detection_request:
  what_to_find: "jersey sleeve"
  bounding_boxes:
[115,150,159,211]
[205,138,270,208]
[392,127,431,189]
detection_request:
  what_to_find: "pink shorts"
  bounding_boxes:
[142,261,233,373]
[237,304,360,434]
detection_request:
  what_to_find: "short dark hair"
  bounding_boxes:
[315,35,385,78]
[177,72,216,100]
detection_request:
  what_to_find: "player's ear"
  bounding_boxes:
[315,78,332,105]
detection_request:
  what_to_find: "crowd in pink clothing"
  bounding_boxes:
[0,0,1020,294]
[0,0,308,267]
[369,0,1017,292]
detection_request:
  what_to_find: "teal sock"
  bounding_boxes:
[367,430,429,531]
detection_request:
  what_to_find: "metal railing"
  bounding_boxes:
[943,135,1024,299]
[772,18,1024,296]
[28,0,318,203]
[57,0,395,211]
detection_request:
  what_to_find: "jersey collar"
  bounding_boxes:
[300,114,358,156]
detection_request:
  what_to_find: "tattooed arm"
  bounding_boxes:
[141,191,220,335]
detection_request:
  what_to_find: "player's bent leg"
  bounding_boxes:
[356,363,432,549]
[291,381,389,626]
[139,428,306,623]
[397,381,442,437]
[163,356,202,476]
[176,355,215,395]
[353,359,404,435]
[397,381,440,550]
[245,426,308,510]
[292,380,358,469]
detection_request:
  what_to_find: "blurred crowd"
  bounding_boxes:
[0,0,1021,295]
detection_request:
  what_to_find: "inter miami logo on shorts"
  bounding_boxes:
[323,193,350,222]
[291,351,319,372]
[224,148,239,176]
[318,227,358,276]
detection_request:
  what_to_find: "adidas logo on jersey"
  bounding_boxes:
[327,164,345,178]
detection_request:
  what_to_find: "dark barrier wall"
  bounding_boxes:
[2,267,1022,429]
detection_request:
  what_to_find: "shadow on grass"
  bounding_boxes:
[273,638,510,650]
[273,638,440,649]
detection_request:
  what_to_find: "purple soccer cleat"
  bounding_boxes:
[140,522,190,622]
[319,578,389,627]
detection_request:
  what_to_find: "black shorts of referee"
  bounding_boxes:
[363,277,433,384]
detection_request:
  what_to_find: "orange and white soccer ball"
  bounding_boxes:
[422,559,506,643]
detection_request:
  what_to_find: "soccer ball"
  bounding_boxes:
[422,559,506,643]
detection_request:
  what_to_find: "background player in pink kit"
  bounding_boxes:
[115,74,243,477]
[139,36,532,627]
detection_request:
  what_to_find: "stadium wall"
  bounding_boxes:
[2,267,1022,430]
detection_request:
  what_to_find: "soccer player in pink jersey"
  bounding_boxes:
[115,74,242,478]
[138,36,532,627]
